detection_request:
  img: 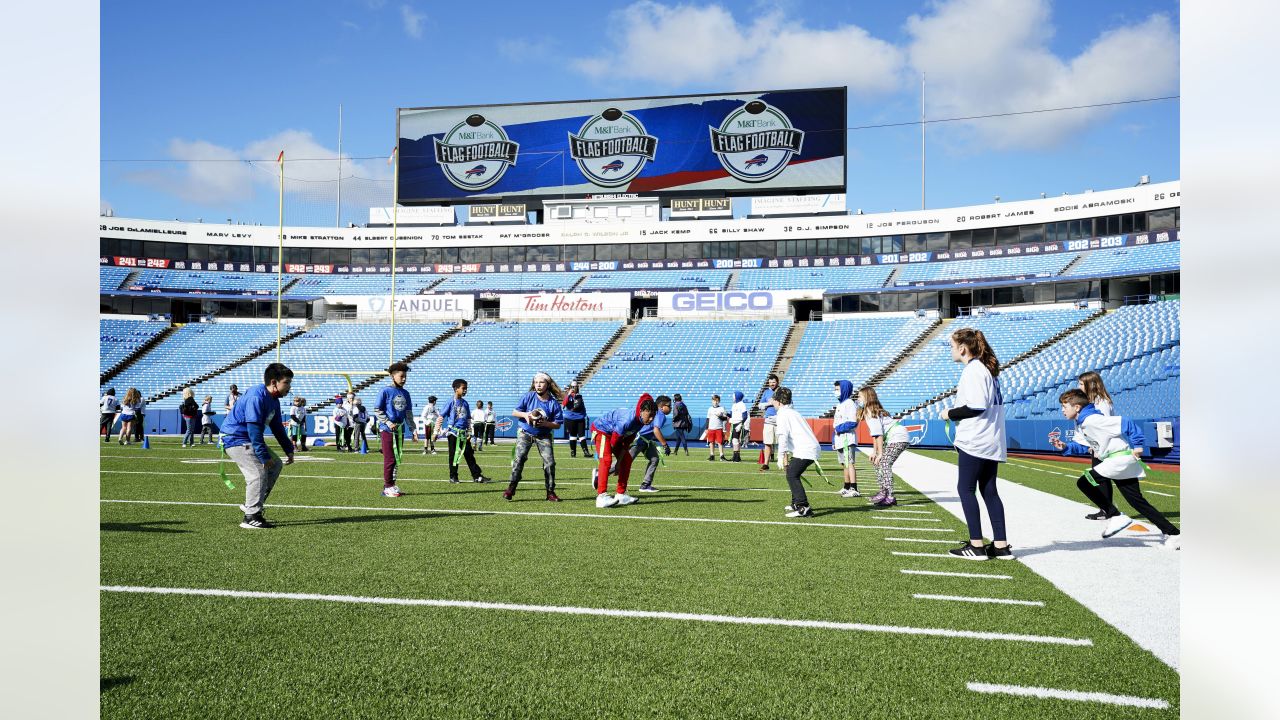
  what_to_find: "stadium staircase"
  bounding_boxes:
[896,309,1107,417]
[883,266,902,287]
[101,324,178,384]
[753,320,808,411]
[419,276,448,293]
[1059,252,1088,275]
[307,324,465,413]
[148,325,308,403]
[574,321,638,386]
[565,275,589,292]
[726,270,741,289]
[120,270,141,288]
[811,314,946,418]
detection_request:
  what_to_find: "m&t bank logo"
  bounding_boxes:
[709,100,804,183]
[434,113,519,191]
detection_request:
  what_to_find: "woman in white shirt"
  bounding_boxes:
[943,328,1012,560]
[858,387,910,507]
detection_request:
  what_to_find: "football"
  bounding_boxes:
[530,409,546,422]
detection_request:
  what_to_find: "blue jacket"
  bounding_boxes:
[221,383,294,464]
[561,391,587,421]
[374,385,414,434]
[1060,404,1147,455]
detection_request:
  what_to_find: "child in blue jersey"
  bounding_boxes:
[220,363,296,529]
[590,394,657,508]
[372,362,419,497]
[832,380,861,497]
[616,394,672,493]
[1052,389,1181,550]
[503,372,565,502]
[436,378,492,485]
[561,381,592,458]
[758,374,780,471]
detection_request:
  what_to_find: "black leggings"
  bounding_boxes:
[1076,471,1179,535]
[785,458,813,507]
[957,448,1007,542]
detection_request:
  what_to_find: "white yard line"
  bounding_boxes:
[1146,490,1176,498]
[900,569,1012,580]
[892,551,974,560]
[965,682,1169,709]
[913,594,1044,607]
[884,537,958,544]
[98,584,1091,646]
[888,449,1180,670]
[101,499,960,534]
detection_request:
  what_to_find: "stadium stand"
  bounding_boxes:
[104,321,303,404]
[584,318,792,422]
[784,315,938,417]
[1062,241,1180,278]
[128,269,296,294]
[362,320,625,419]
[577,269,731,291]
[100,266,133,292]
[100,318,170,375]
[874,308,1098,415]
[285,273,445,296]
[894,253,1077,285]
[206,322,459,412]
[433,272,584,293]
[734,265,894,292]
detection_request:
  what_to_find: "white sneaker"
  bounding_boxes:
[1102,514,1133,538]
[614,493,638,506]
[838,488,862,498]
[595,493,617,508]
[1160,533,1181,551]
[382,486,403,497]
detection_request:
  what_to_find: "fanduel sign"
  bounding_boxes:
[658,290,815,318]
[346,293,474,320]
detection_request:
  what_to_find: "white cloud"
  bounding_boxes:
[570,2,905,94]
[125,130,391,207]
[905,0,1179,150]
[401,4,426,39]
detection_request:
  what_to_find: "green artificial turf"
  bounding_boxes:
[100,439,1179,718]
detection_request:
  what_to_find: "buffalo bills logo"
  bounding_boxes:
[601,159,625,173]
[904,421,927,446]
[464,165,487,178]
[744,154,769,168]
[496,417,513,431]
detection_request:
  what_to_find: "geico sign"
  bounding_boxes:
[671,291,774,311]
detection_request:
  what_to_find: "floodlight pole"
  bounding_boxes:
[390,146,398,365]
[921,73,926,211]
[276,152,285,362]
[336,104,343,228]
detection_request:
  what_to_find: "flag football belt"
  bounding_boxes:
[797,458,831,488]
[1082,447,1151,487]
[217,437,235,490]
[450,426,468,467]
[634,435,667,466]
[392,424,404,466]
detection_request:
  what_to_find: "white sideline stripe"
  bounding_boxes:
[965,682,1168,709]
[901,569,1012,580]
[98,585,1091,646]
[872,508,934,515]
[1006,460,1077,478]
[100,499,959,533]
[884,537,958,545]
[913,594,1044,607]
[867,515,941,523]
[1147,490,1176,497]
[892,551,973,559]
[99,468,848,498]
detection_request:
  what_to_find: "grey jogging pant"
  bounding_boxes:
[227,444,283,516]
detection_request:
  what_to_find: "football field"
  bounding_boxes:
[100,439,1180,718]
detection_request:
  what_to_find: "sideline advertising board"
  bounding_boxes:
[499,292,630,320]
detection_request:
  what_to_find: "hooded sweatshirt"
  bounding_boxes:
[592,393,651,439]
[832,380,859,450]
[730,391,748,427]
[1060,403,1148,479]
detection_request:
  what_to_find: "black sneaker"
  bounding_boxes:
[987,544,1015,560]
[239,513,274,530]
[473,476,493,483]
[1085,510,1108,520]
[948,542,989,560]
[448,477,460,484]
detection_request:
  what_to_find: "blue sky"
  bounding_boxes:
[101,0,1180,225]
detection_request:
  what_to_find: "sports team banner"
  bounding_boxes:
[397,88,847,203]
[343,294,474,320]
